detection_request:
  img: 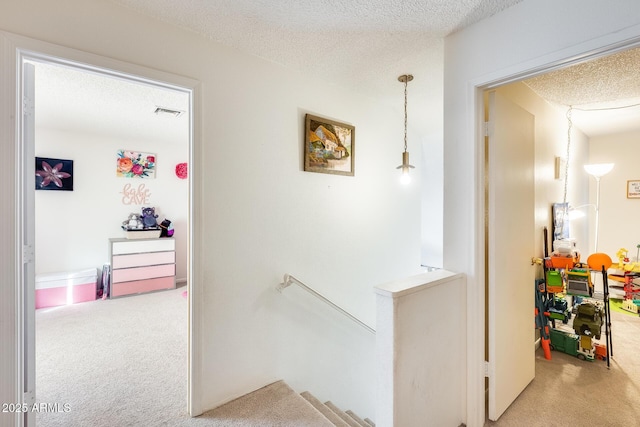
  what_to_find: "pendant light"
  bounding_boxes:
[397,74,414,184]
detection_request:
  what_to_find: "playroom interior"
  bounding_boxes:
[487,46,640,424]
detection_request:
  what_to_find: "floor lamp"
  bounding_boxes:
[584,163,614,254]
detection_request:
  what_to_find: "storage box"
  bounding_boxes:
[35,268,97,309]
[124,229,162,239]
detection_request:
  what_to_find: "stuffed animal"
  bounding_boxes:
[141,207,159,228]
[160,218,174,237]
[122,213,143,230]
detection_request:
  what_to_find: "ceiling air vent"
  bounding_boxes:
[154,106,184,117]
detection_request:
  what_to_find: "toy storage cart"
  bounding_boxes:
[35,268,98,309]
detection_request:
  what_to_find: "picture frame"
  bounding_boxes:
[552,202,570,241]
[35,157,73,191]
[627,180,640,198]
[117,149,156,179]
[304,114,355,176]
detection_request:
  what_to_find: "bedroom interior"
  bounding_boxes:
[33,59,192,424]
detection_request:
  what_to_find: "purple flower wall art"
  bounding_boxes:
[117,150,156,179]
[35,157,73,191]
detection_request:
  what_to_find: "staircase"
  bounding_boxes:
[301,391,375,427]
[206,380,375,426]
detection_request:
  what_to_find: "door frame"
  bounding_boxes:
[469,36,640,426]
[1,30,204,424]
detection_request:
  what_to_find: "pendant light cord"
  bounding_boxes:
[403,78,408,153]
[562,106,572,206]
[559,106,572,239]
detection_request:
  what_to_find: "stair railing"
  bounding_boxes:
[277,273,376,335]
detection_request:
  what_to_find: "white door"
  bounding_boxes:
[22,60,37,426]
[487,91,535,421]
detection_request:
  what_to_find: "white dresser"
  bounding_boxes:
[109,237,176,298]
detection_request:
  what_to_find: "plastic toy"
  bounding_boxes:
[566,269,592,297]
[608,247,640,315]
[572,302,604,340]
[549,328,594,361]
[548,297,571,324]
[586,253,614,368]
[594,343,607,361]
[546,270,564,293]
[535,279,552,360]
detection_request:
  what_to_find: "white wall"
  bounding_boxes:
[420,42,445,269]
[0,0,424,421]
[495,83,590,258]
[589,130,640,259]
[444,1,640,426]
[34,126,189,281]
[375,271,466,427]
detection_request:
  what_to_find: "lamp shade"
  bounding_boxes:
[584,163,614,178]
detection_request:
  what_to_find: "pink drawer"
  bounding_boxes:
[111,264,175,283]
[112,251,175,269]
[111,276,175,297]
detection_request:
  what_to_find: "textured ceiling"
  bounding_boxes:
[33,1,640,141]
[33,61,190,144]
[525,48,640,106]
[524,47,640,136]
[109,0,524,81]
[108,0,524,136]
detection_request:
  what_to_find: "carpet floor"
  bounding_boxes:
[488,308,640,426]
[36,286,189,426]
[35,286,341,427]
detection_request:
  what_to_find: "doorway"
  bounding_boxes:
[483,44,640,423]
[4,32,201,426]
[31,57,191,424]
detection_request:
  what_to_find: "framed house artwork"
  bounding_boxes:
[35,157,73,191]
[117,150,156,178]
[304,114,355,176]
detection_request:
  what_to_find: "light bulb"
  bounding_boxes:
[396,151,414,185]
[400,170,411,185]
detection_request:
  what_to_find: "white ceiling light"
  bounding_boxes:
[396,74,415,185]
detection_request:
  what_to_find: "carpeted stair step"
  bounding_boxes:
[346,410,370,427]
[364,417,376,426]
[300,391,350,427]
[324,401,364,427]
[207,380,335,426]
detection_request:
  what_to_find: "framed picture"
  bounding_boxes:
[627,180,640,198]
[304,114,355,176]
[35,157,73,191]
[117,150,156,178]
[552,202,570,241]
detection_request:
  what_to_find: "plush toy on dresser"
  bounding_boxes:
[120,207,163,239]
[140,206,159,228]
[122,213,143,230]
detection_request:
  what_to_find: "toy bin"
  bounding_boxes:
[35,268,97,309]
